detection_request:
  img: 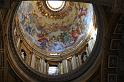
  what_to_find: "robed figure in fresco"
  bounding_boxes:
[37,33,48,48]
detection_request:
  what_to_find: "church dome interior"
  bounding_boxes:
[13,1,98,76]
[0,0,123,82]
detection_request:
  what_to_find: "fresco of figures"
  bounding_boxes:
[16,1,94,53]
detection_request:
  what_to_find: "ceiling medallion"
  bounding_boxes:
[37,1,73,19]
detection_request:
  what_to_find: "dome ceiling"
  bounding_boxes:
[16,1,96,54]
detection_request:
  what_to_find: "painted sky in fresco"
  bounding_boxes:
[16,1,95,53]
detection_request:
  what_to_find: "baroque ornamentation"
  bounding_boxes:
[37,1,73,19]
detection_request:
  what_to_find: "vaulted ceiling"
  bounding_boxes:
[0,0,124,82]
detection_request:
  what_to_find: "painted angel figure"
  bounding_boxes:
[78,7,87,18]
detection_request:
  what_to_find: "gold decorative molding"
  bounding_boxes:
[37,1,73,19]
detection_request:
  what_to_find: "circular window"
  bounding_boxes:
[46,0,65,11]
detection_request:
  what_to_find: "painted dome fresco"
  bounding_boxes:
[16,1,97,55]
[10,0,101,78]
